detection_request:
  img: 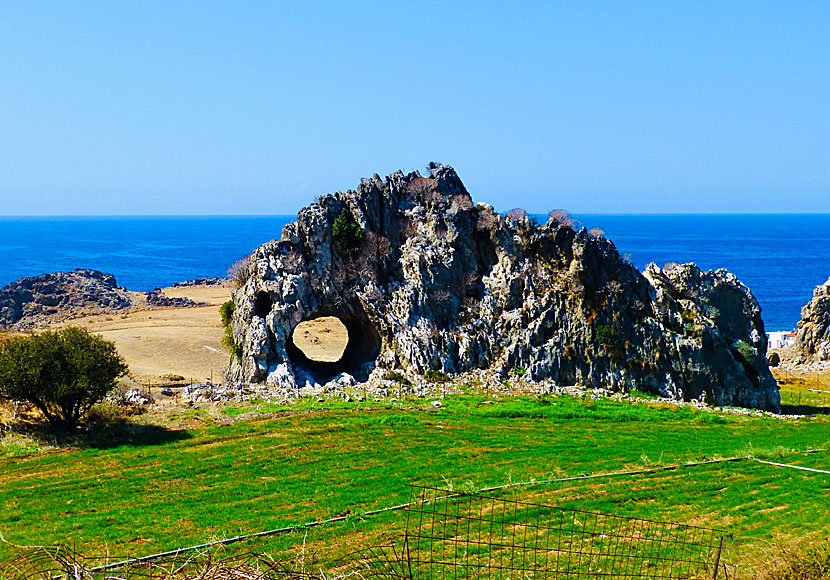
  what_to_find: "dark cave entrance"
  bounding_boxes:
[255,291,273,318]
[286,313,381,384]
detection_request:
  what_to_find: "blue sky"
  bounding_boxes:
[0,1,828,215]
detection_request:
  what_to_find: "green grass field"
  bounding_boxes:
[1,390,828,576]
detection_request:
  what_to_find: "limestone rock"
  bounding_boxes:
[146,289,205,308]
[794,277,830,360]
[224,165,779,411]
[0,269,132,329]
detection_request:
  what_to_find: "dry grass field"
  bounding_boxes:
[52,284,232,385]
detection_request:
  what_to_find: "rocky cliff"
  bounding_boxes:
[225,165,779,411]
[0,269,132,329]
[794,277,830,360]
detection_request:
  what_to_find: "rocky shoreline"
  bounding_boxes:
[0,270,223,330]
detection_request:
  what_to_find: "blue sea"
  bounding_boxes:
[1,214,828,332]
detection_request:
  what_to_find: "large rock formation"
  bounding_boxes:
[795,277,830,360]
[225,165,779,411]
[0,269,132,329]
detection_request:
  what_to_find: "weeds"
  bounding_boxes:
[0,432,50,458]
[384,370,412,386]
[747,541,830,580]
[740,442,795,460]
[424,370,450,383]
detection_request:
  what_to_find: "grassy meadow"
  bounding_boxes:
[1,386,829,576]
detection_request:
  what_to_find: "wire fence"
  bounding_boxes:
[354,486,728,580]
[0,485,731,580]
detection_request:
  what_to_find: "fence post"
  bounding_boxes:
[712,536,724,579]
[404,532,414,580]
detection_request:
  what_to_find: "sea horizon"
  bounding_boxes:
[3,213,829,333]
[3,212,830,218]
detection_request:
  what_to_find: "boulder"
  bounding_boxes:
[794,277,830,360]
[224,165,779,411]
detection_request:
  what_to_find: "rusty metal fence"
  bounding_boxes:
[354,485,728,579]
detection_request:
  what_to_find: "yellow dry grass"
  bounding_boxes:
[51,284,231,384]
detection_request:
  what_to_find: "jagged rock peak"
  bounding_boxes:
[795,276,830,360]
[225,164,779,411]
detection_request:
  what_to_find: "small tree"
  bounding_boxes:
[548,209,577,229]
[505,208,529,222]
[227,254,253,287]
[332,208,364,257]
[0,327,128,430]
[220,300,242,360]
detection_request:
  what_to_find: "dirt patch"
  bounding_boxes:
[292,316,349,363]
[50,284,232,384]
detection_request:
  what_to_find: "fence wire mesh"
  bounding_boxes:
[354,485,728,580]
[0,486,729,580]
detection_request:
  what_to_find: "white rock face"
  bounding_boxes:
[224,165,780,411]
[795,277,830,361]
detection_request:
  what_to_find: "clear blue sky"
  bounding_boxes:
[1,1,828,215]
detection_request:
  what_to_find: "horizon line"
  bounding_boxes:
[3,212,830,219]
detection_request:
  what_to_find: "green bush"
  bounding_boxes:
[219,299,234,327]
[219,300,242,361]
[332,208,364,257]
[595,324,614,345]
[734,340,757,362]
[384,370,412,386]
[425,370,451,383]
[0,327,128,430]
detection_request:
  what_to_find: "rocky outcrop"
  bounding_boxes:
[225,165,780,411]
[0,269,132,329]
[794,277,830,360]
[146,289,205,308]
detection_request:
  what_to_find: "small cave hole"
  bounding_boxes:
[255,291,273,318]
[287,314,381,384]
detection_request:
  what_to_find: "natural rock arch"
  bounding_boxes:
[285,314,381,384]
[224,164,780,411]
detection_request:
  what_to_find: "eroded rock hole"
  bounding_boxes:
[255,291,273,318]
[287,314,381,383]
[292,317,349,363]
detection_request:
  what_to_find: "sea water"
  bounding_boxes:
[1,214,828,332]
[0,216,291,292]
[578,214,830,332]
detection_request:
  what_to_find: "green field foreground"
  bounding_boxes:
[1,394,828,574]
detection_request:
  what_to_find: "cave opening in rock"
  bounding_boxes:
[255,291,273,318]
[287,313,381,384]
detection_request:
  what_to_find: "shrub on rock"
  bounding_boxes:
[332,209,364,257]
